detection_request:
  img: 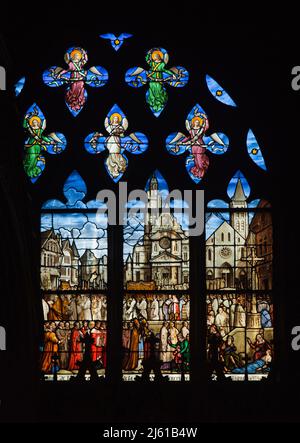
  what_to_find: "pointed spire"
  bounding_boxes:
[150,173,158,191]
[232,179,247,202]
[71,240,79,258]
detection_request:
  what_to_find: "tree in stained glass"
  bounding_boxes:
[23,103,67,183]
[206,171,273,381]
[43,47,108,116]
[166,104,229,183]
[84,104,148,182]
[125,47,189,117]
[40,171,108,380]
[123,170,190,381]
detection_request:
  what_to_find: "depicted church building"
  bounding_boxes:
[206,178,272,290]
[124,175,189,290]
[41,230,107,290]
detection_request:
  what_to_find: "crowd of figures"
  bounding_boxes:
[123,294,190,322]
[122,319,190,374]
[41,320,107,375]
[206,294,273,377]
[122,294,190,376]
[42,294,107,322]
[206,294,273,335]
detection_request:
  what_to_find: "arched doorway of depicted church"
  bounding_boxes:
[220,262,233,288]
[238,269,247,290]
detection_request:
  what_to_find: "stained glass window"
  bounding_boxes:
[40,171,108,380]
[122,171,190,380]
[14,31,274,387]
[206,171,273,381]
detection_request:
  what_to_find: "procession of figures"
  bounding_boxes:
[122,294,190,379]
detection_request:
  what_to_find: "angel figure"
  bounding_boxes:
[43,47,108,116]
[125,47,188,117]
[23,104,66,182]
[85,104,148,182]
[105,112,128,178]
[166,104,229,183]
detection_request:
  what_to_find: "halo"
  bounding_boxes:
[191,116,204,126]
[110,112,122,123]
[70,49,83,60]
[29,116,41,126]
[151,50,164,61]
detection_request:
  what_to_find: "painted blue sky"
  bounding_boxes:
[15,76,25,96]
[42,171,107,209]
[41,212,107,259]
[247,129,267,171]
[100,33,133,51]
[227,170,251,199]
[206,75,237,107]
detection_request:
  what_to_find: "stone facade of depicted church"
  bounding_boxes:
[206,178,272,291]
[124,175,189,290]
[41,230,107,290]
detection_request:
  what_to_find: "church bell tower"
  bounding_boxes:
[145,174,162,233]
[230,178,249,239]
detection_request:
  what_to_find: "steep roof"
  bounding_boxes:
[80,249,99,265]
[71,240,80,258]
[232,179,247,202]
[41,229,62,252]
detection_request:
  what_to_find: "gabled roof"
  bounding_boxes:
[206,220,233,243]
[71,240,80,258]
[61,238,71,250]
[150,250,181,263]
[80,249,99,265]
[41,229,62,253]
[150,230,183,240]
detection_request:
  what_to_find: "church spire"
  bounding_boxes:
[232,178,247,202]
[149,173,158,191]
[229,178,249,239]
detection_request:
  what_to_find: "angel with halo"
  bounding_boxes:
[85,105,148,182]
[166,105,229,183]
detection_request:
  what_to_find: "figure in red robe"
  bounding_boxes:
[68,322,83,370]
[90,321,106,368]
[181,114,209,179]
[56,49,87,114]
[81,320,89,337]
[98,322,107,368]
[247,334,272,361]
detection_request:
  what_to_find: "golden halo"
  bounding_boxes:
[151,50,164,61]
[110,112,122,123]
[29,116,41,126]
[191,116,204,126]
[70,49,83,60]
